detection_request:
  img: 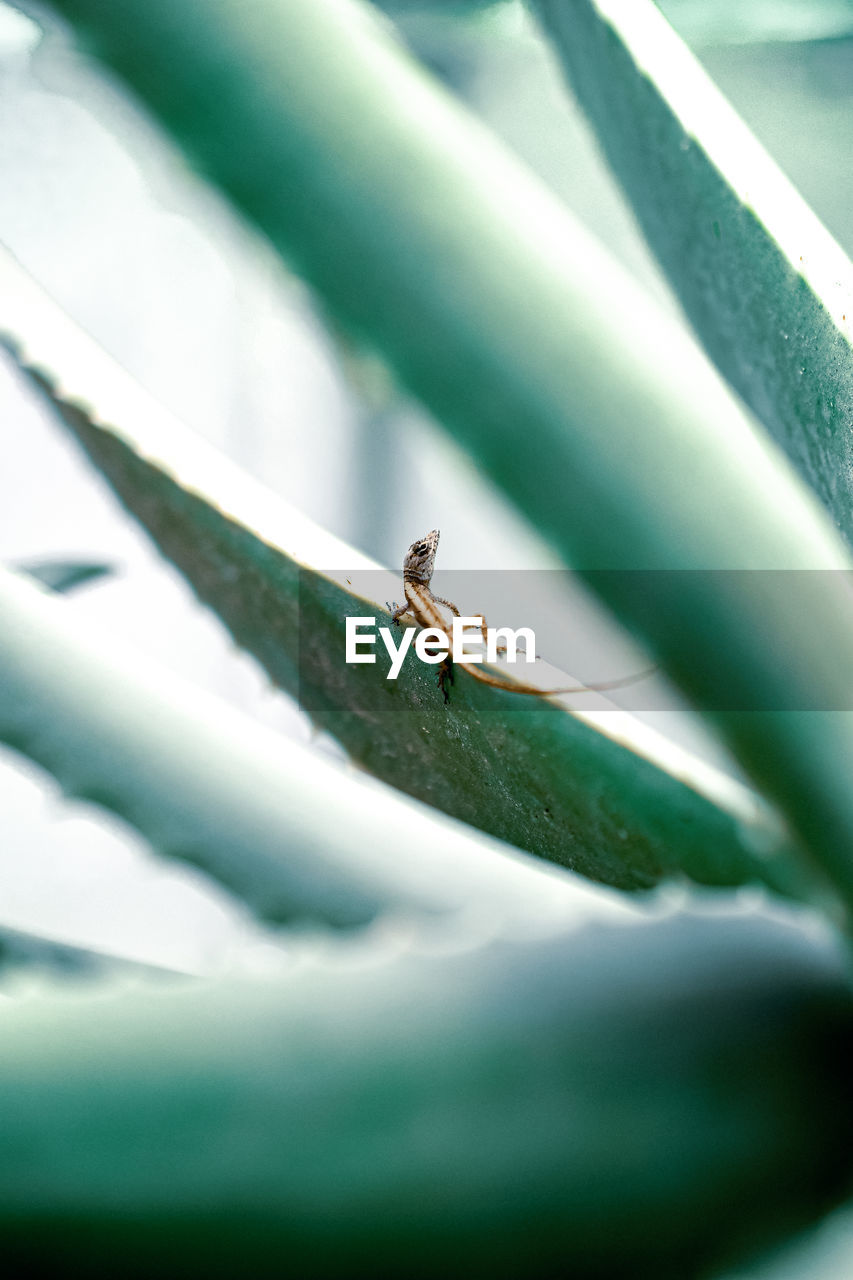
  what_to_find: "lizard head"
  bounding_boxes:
[403,529,439,583]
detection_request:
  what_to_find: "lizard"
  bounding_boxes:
[389,528,656,703]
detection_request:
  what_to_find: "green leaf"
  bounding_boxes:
[35,0,853,913]
[658,0,853,46]
[533,0,853,542]
[0,908,850,1275]
[0,563,608,931]
[0,257,819,906]
[372,0,505,11]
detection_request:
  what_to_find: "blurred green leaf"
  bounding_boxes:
[721,1203,853,1280]
[0,908,850,1276]
[0,256,819,905]
[13,557,114,593]
[36,0,853,915]
[658,0,853,46]
[370,0,853,42]
[2,564,609,931]
[534,0,853,543]
[372,0,505,11]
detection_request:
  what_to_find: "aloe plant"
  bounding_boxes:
[2,0,853,1275]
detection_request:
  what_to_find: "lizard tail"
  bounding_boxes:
[465,662,659,697]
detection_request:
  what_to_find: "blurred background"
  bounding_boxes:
[1,0,851,964]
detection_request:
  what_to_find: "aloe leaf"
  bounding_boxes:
[533,0,853,542]
[2,563,627,931]
[657,0,853,45]
[1,257,820,906]
[373,0,502,11]
[0,907,850,1275]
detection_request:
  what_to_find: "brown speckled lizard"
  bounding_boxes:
[389,529,655,703]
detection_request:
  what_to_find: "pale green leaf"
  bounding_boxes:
[534,0,853,541]
[1,564,615,931]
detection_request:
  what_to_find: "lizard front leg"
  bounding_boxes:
[388,600,413,627]
[437,655,455,704]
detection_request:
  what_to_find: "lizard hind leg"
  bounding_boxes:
[432,596,507,657]
[473,610,506,657]
[478,613,507,657]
